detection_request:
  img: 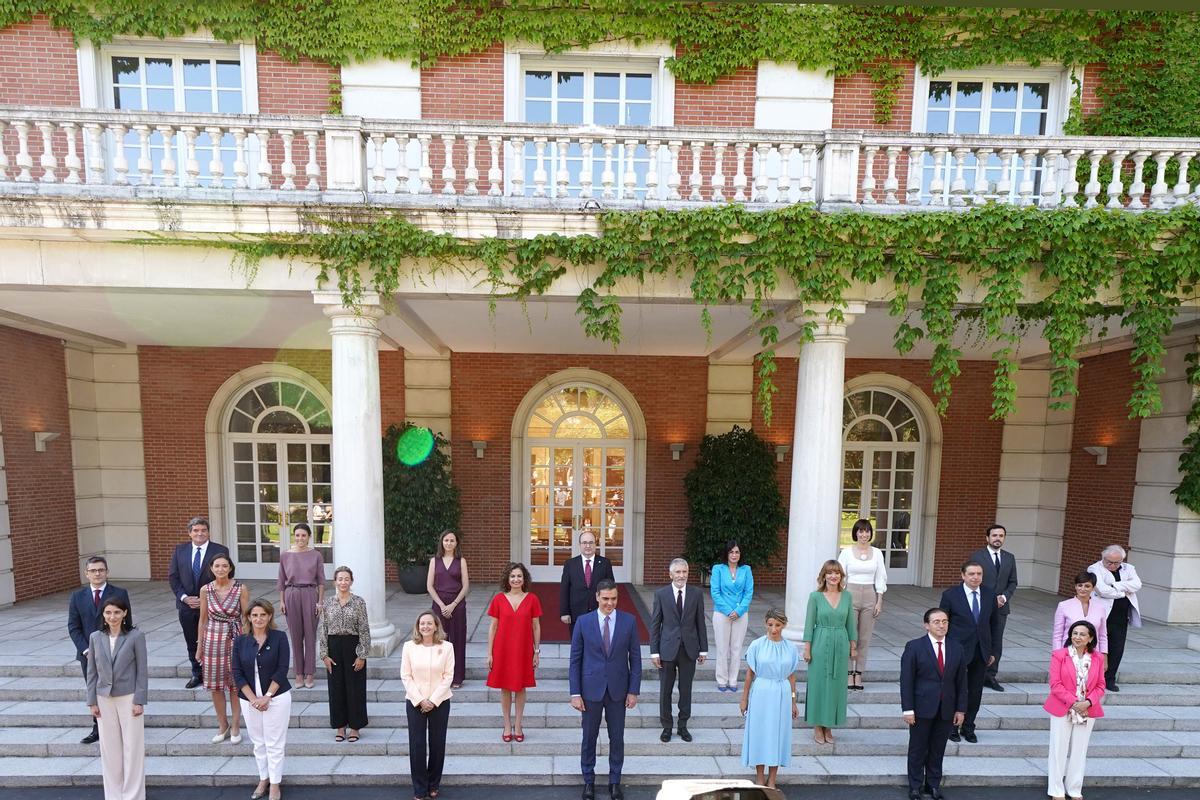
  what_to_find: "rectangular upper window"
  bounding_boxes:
[109,53,244,114]
[522,67,654,127]
[924,78,1050,136]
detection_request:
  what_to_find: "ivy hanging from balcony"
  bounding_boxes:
[2,2,1199,135]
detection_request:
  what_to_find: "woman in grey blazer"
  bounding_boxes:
[86,595,148,800]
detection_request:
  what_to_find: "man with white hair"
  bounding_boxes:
[1088,544,1142,692]
[649,557,707,743]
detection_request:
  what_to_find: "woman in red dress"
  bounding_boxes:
[486,561,542,743]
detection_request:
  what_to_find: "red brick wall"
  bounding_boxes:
[752,357,1005,587]
[450,353,708,585]
[0,14,79,106]
[256,52,336,114]
[672,60,757,201]
[0,326,79,602]
[831,60,917,131]
[1058,350,1141,595]
[1079,63,1105,121]
[139,346,404,579]
[422,43,505,120]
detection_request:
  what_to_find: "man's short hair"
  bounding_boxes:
[578,531,597,542]
[986,523,1006,537]
[669,557,688,571]
[187,516,209,531]
[1102,544,1127,559]
[594,578,617,594]
[85,555,108,568]
[924,607,948,624]
[961,559,983,574]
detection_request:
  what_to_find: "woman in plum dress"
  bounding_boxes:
[485,562,541,742]
[427,530,470,689]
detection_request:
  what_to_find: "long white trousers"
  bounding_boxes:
[240,692,292,784]
[96,693,145,800]
[711,610,750,687]
[1047,713,1094,797]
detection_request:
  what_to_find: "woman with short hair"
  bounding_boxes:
[837,518,887,691]
[318,565,371,742]
[1044,620,1106,800]
[234,599,292,800]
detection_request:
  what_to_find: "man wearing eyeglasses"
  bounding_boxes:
[1087,544,1142,692]
[67,555,132,743]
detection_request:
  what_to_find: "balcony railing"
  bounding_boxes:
[1,106,1197,211]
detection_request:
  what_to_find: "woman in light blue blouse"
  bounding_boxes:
[710,539,755,692]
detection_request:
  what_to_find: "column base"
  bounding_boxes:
[367,625,401,658]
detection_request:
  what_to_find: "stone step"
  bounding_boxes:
[0,752,1197,789]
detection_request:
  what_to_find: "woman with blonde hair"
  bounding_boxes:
[803,559,857,744]
[401,611,456,800]
[233,599,292,800]
[739,608,799,789]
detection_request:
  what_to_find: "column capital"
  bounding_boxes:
[314,290,385,335]
[786,301,866,341]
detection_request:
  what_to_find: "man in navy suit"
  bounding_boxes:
[569,578,642,800]
[901,608,967,800]
[167,516,230,688]
[67,555,131,744]
[938,560,997,744]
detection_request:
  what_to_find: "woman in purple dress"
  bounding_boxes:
[278,523,325,689]
[427,530,470,689]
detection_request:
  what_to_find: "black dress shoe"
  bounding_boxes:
[582,784,594,800]
[660,727,671,743]
[930,788,946,800]
[963,730,978,744]
[1107,682,1120,692]
[984,677,1004,692]
[80,729,99,744]
[609,784,624,800]
[185,675,203,689]
[678,726,693,743]
[947,728,960,743]
[920,783,932,795]
[909,790,921,800]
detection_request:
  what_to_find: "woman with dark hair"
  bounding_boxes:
[234,599,292,800]
[197,552,248,744]
[1052,571,1109,660]
[401,611,455,800]
[837,518,887,691]
[319,566,371,742]
[710,539,754,692]
[738,608,799,789]
[427,529,470,689]
[86,595,148,800]
[803,559,857,744]
[1044,619,1106,800]
[277,522,325,688]
[486,561,542,742]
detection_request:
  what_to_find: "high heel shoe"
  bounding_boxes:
[250,781,269,799]
[211,727,230,743]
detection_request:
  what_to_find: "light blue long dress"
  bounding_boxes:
[741,635,800,767]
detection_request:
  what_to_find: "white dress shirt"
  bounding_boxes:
[180,543,209,602]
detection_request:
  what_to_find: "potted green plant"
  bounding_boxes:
[684,426,787,578]
[383,423,461,594]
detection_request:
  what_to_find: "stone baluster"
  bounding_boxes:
[688,141,704,201]
[1061,149,1083,207]
[132,124,152,185]
[905,146,926,205]
[253,128,272,190]
[11,121,33,182]
[861,144,879,204]
[799,143,817,203]
[556,138,571,198]
[369,132,386,192]
[995,149,1015,203]
[304,130,320,191]
[205,126,226,187]
[1016,148,1038,206]
[231,128,248,189]
[579,137,594,199]
[440,134,457,195]
[394,134,413,194]
[531,137,548,197]
[1106,151,1129,209]
[1173,151,1195,206]
[416,134,433,194]
[732,142,749,202]
[1083,150,1105,208]
[1127,150,1150,209]
[509,136,525,197]
[82,123,104,185]
[752,143,770,203]
[1148,151,1172,209]
[645,140,660,201]
[1040,149,1062,207]
[711,141,727,202]
[883,146,900,205]
[156,125,177,188]
[464,135,480,196]
[666,140,682,201]
[625,138,641,199]
[600,139,616,200]
[487,135,503,197]
[278,129,296,191]
[777,142,793,203]
[949,146,970,206]
[928,146,948,206]
[970,148,992,205]
[35,121,58,183]
[0,120,8,181]
[60,122,81,184]
[110,123,129,186]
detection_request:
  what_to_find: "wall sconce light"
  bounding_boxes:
[471,440,488,459]
[33,431,61,452]
[1083,445,1108,466]
[775,444,791,463]
[670,442,686,461]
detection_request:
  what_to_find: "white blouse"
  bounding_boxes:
[837,546,888,593]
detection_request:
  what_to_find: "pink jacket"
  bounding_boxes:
[1043,646,1105,719]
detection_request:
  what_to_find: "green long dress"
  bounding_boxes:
[803,590,857,727]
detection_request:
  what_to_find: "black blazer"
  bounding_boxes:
[559,554,614,620]
[900,635,968,720]
[939,583,997,663]
[649,584,708,661]
[232,629,292,697]
[971,546,1018,617]
[68,584,131,661]
[167,541,230,611]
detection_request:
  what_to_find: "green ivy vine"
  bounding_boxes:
[1173,349,1200,514]
[2,2,1199,135]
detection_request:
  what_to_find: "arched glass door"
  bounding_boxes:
[525,385,632,582]
[841,388,924,584]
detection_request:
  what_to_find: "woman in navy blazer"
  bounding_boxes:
[233,599,292,800]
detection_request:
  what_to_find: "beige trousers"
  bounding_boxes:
[848,583,879,671]
[1048,713,1094,797]
[96,693,145,800]
[711,610,751,687]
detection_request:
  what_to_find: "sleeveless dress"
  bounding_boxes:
[432,556,467,686]
[486,592,542,691]
[199,581,244,691]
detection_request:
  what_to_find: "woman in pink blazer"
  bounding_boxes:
[1043,620,1105,800]
[1051,571,1108,658]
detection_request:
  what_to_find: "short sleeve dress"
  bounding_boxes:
[803,590,857,728]
[485,592,543,691]
[741,636,800,767]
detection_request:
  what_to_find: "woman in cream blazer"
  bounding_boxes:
[401,611,456,800]
[86,595,148,800]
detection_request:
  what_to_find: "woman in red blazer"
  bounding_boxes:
[1043,620,1105,800]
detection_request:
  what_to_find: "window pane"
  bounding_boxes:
[557,72,584,99]
[216,90,242,114]
[896,451,915,470]
[236,389,264,419]
[114,87,142,110]
[594,102,619,126]
[526,100,551,123]
[146,88,174,111]
[625,104,650,126]
[1023,83,1050,110]
[297,391,325,420]
[626,74,652,101]
[525,71,552,98]
[112,56,141,85]
[184,88,212,112]
[953,110,981,134]
[256,382,279,409]
[145,58,173,86]
[233,442,252,461]
[989,110,1016,135]
[886,400,914,429]
[956,82,983,108]
[926,110,949,134]
[928,81,952,107]
[308,411,332,434]
[594,73,620,100]
[991,82,1018,109]
[846,418,892,441]
[557,101,584,125]
[556,414,602,438]
[1020,112,1047,136]
[281,382,304,408]
[216,60,242,88]
[183,59,213,87]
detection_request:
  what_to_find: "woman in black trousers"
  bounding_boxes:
[318,566,371,741]
[401,611,455,800]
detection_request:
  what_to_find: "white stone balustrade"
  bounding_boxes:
[2,106,1198,212]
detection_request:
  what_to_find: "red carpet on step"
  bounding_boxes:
[529,582,652,643]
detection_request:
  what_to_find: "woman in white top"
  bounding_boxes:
[836,518,887,691]
[401,611,455,800]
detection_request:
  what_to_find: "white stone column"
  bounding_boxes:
[315,291,398,655]
[784,302,864,641]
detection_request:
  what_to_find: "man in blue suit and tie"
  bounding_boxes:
[569,578,642,800]
[901,608,967,800]
[67,555,131,744]
[167,516,229,688]
[938,560,997,744]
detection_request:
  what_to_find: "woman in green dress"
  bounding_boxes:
[803,559,857,744]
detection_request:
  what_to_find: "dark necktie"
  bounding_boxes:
[584,559,592,588]
[676,588,683,617]
[937,640,944,675]
[971,590,980,622]
[602,614,611,656]
[191,547,202,582]
[93,588,101,609]
[994,552,1001,573]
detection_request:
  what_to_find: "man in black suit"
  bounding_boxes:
[559,531,614,635]
[901,608,967,800]
[970,523,1017,692]
[938,560,996,744]
[67,555,132,744]
[649,558,707,743]
[167,516,229,688]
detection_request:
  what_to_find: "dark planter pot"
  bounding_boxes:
[399,563,427,594]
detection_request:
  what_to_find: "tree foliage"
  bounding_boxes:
[382,423,461,564]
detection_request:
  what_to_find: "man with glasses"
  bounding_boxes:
[67,556,131,743]
[1088,544,1142,691]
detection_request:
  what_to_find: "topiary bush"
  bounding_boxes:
[382,423,461,566]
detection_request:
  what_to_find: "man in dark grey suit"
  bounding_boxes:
[971,523,1017,692]
[67,555,131,744]
[649,558,707,743]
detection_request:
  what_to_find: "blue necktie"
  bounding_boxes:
[191,547,202,583]
[971,590,980,623]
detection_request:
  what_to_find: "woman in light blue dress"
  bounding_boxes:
[738,608,800,789]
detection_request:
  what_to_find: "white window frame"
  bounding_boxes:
[910,63,1070,137]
